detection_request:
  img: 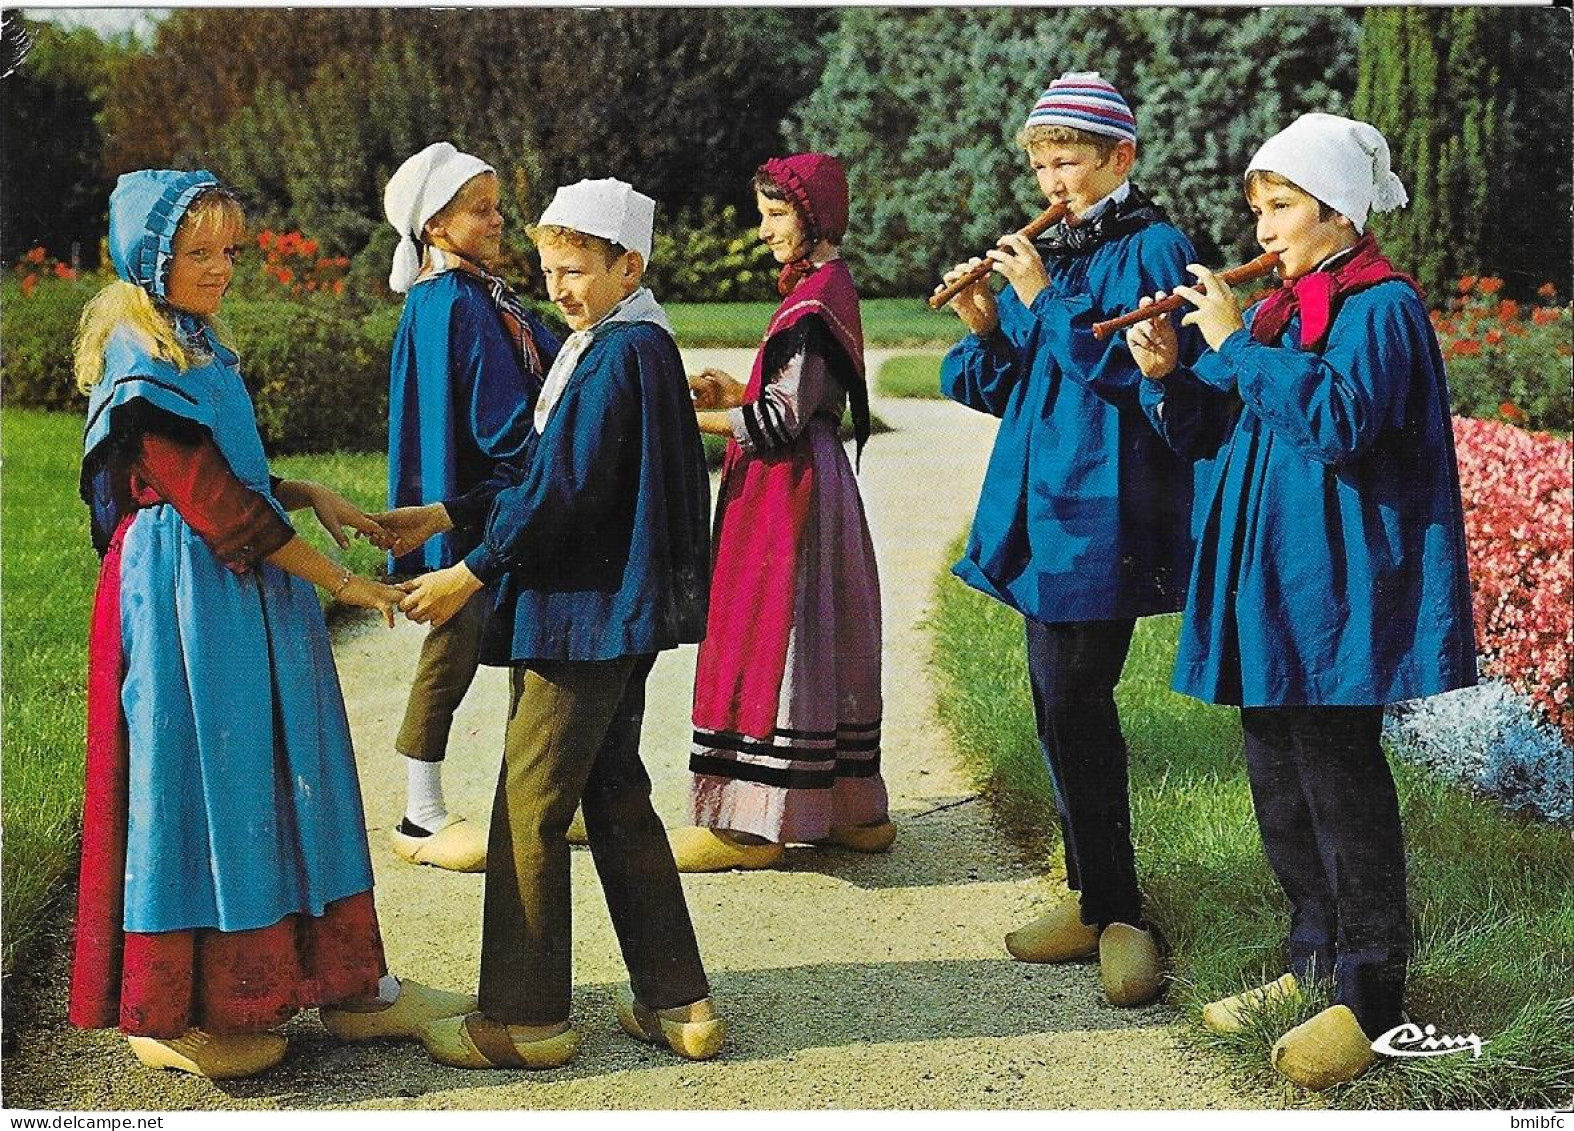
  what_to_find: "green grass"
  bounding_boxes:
[0,409,387,975]
[931,539,1574,1109]
[876,354,946,400]
[666,297,961,348]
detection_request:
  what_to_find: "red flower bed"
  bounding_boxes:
[1451,415,1573,741]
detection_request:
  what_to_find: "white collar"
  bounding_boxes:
[1075,180,1132,224]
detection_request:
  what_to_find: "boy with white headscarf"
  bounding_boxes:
[375,142,560,873]
[383,178,723,1069]
[1128,113,1476,1090]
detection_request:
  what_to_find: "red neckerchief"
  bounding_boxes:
[776,255,822,297]
[1251,232,1422,350]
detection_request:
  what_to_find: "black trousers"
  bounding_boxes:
[1024,616,1142,928]
[1240,705,1408,1038]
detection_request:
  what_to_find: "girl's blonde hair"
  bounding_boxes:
[74,190,246,395]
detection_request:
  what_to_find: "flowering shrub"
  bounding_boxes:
[1452,415,1572,742]
[11,246,79,296]
[643,202,776,302]
[1433,277,1573,432]
[252,229,350,298]
[1386,681,1572,825]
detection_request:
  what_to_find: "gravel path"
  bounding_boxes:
[2,348,1277,1111]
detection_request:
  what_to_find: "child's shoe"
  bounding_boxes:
[614,989,726,1061]
[816,819,897,853]
[669,826,783,872]
[390,815,487,872]
[1271,1005,1377,1090]
[321,978,478,1041]
[1098,922,1164,1006]
[1202,972,1303,1034]
[419,1012,579,1069]
[127,1029,287,1079]
[1004,897,1100,963]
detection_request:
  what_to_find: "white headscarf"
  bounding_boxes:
[383,142,494,293]
[536,178,655,263]
[1246,113,1408,234]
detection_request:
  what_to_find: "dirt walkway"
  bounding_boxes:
[3,349,1276,1111]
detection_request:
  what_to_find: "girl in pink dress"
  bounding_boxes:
[672,153,892,872]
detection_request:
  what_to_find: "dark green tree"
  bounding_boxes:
[1354,8,1507,300]
[1127,8,1358,266]
[786,7,1358,296]
[0,19,128,265]
[786,8,1141,296]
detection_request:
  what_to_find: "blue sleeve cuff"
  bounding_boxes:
[463,541,506,585]
[1191,328,1252,392]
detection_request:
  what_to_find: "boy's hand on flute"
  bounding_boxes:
[1174,264,1246,351]
[1127,294,1180,380]
[397,563,483,629]
[936,257,998,335]
[987,231,1050,309]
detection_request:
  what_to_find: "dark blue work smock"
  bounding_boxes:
[940,220,1197,623]
[387,271,560,571]
[461,321,712,664]
[1144,281,1478,706]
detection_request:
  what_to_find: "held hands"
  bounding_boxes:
[335,574,405,629]
[288,480,396,551]
[1174,264,1246,351]
[689,368,746,411]
[397,563,483,629]
[1127,294,1180,381]
[935,257,999,335]
[364,503,453,559]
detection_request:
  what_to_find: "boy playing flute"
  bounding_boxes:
[1128,113,1476,1090]
[934,72,1199,1007]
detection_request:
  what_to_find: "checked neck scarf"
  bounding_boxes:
[442,250,546,385]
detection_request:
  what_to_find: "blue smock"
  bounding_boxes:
[462,320,712,663]
[83,327,375,933]
[1145,281,1478,706]
[940,221,1198,622]
[387,271,560,571]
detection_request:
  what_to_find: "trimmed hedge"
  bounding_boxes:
[2,277,391,454]
[222,297,388,454]
[0,275,90,412]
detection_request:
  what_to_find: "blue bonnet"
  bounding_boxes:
[108,169,223,299]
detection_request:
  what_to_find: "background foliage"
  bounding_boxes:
[1355,8,1574,302]
[5,8,1567,303]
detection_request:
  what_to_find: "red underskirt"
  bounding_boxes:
[68,517,386,1038]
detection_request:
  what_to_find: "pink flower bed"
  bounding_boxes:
[1451,415,1573,742]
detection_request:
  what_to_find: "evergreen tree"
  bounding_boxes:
[1354,8,1506,300]
[786,8,1358,296]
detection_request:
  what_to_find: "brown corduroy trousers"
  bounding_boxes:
[478,653,711,1025]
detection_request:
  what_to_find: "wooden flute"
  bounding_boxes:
[1091,251,1282,339]
[927,202,1071,310]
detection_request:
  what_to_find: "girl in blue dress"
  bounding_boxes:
[71,170,474,1079]
[1128,115,1476,1091]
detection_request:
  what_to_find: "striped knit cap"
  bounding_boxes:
[1023,72,1137,144]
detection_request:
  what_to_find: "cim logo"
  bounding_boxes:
[1371,1021,1487,1060]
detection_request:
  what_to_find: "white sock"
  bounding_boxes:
[405,760,448,833]
[377,974,401,1004]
